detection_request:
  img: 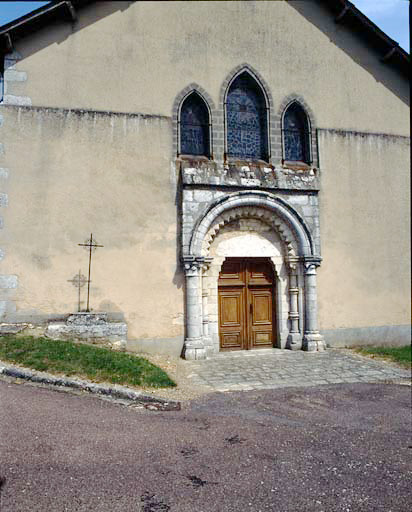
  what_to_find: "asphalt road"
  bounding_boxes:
[0,379,411,511]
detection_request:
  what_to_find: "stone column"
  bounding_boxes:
[302,258,325,351]
[286,258,302,350]
[183,257,206,360]
[202,289,209,337]
[201,258,213,355]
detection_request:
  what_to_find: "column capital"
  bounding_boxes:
[182,256,204,274]
[286,256,300,272]
[302,255,322,273]
[202,257,214,272]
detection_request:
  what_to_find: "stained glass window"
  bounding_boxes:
[283,103,310,163]
[180,92,210,157]
[226,73,268,161]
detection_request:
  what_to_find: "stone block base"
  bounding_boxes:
[303,332,326,352]
[45,312,127,350]
[183,337,207,360]
[286,332,302,350]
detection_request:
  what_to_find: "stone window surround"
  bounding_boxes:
[172,84,216,160]
[172,63,319,169]
[224,68,271,162]
[174,88,214,159]
[279,95,318,169]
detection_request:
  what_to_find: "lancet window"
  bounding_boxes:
[226,72,268,161]
[283,102,310,163]
[180,92,210,157]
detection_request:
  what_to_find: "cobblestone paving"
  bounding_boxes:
[184,349,411,392]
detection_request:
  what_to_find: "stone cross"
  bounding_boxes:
[78,233,103,312]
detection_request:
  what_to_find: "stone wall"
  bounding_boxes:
[0,0,409,351]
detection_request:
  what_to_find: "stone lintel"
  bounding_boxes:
[180,159,319,191]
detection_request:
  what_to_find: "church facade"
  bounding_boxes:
[0,1,409,359]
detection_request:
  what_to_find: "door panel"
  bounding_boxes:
[218,258,276,351]
[221,293,242,325]
[219,288,245,350]
[249,288,274,348]
[218,259,245,286]
[247,261,273,285]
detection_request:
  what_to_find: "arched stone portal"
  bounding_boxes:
[182,192,325,360]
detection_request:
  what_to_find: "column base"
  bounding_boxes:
[303,332,326,352]
[202,336,214,357]
[183,337,207,360]
[286,333,302,351]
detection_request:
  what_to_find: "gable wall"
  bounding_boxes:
[5,0,409,134]
[0,0,410,346]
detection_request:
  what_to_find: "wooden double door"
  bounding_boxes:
[218,258,277,351]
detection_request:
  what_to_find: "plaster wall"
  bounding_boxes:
[0,105,184,338]
[6,0,409,135]
[317,130,410,331]
[1,0,410,348]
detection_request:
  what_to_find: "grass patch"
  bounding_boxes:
[0,335,176,388]
[355,345,411,369]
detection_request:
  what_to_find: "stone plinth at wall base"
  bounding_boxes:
[322,325,411,348]
[45,312,127,350]
[0,323,28,335]
[303,333,326,352]
[183,337,207,360]
[127,337,184,358]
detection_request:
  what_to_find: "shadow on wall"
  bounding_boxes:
[289,2,409,106]
[173,165,184,291]
[6,2,134,64]
[8,1,409,108]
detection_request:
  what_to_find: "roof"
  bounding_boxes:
[320,0,409,77]
[0,0,92,53]
[0,0,409,78]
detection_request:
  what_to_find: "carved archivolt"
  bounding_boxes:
[201,206,298,257]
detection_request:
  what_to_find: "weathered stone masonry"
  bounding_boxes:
[0,50,28,319]
[179,159,326,359]
[174,66,326,359]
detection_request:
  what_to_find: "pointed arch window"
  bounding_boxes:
[180,92,210,157]
[226,72,268,161]
[283,103,311,163]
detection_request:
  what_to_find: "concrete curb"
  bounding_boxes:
[0,360,181,411]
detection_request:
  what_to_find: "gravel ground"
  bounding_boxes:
[134,352,210,400]
[0,380,411,511]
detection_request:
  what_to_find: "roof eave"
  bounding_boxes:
[321,0,409,78]
[0,0,92,54]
